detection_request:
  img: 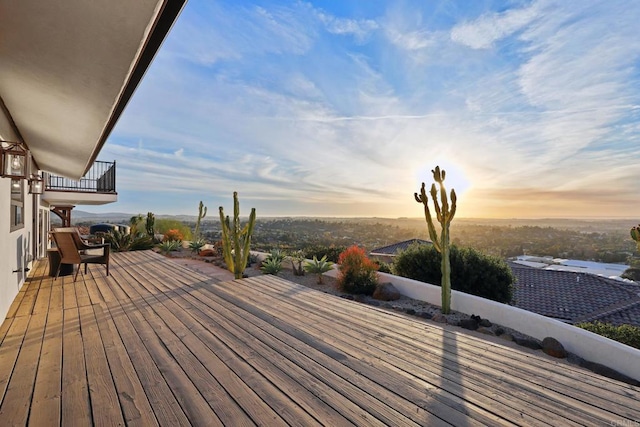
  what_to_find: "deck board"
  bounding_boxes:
[0,250,638,426]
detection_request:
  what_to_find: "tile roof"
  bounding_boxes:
[509,262,640,327]
[370,239,432,256]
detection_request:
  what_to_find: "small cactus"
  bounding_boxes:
[219,192,256,279]
[415,166,457,314]
[145,212,155,239]
[194,201,208,240]
[631,225,640,252]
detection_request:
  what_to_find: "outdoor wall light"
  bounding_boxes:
[0,140,29,179]
[28,174,44,195]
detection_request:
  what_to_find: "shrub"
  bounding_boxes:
[393,244,515,303]
[375,261,393,274]
[575,321,640,350]
[104,229,154,252]
[155,218,192,241]
[163,229,184,242]
[303,245,346,263]
[304,255,334,284]
[288,250,306,276]
[337,245,379,295]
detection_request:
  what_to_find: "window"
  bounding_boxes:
[10,179,24,231]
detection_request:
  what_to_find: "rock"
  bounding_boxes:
[432,313,448,324]
[495,327,505,336]
[513,336,542,350]
[405,308,416,316]
[477,327,495,336]
[368,300,380,307]
[479,319,492,328]
[500,334,514,342]
[341,295,354,300]
[354,294,367,303]
[419,312,433,320]
[458,318,479,330]
[541,337,567,358]
[199,249,216,257]
[372,282,401,301]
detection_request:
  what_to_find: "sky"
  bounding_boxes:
[94,0,640,219]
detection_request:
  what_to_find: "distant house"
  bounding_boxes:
[510,262,640,327]
[369,239,432,263]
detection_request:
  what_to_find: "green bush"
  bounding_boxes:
[261,250,284,275]
[393,244,515,303]
[337,246,379,295]
[304,255,334,284]
[575,321,640,350]
[303,245,346,263]
[158,240,181,254]
[155,218,192,241]
[104,229,155,252]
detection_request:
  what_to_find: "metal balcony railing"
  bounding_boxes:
[45,160,116,193]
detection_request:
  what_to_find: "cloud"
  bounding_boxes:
[102,0,640,218]
[450,4,539,49]
[315,10,379,43]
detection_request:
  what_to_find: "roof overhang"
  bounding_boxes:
[0,0,186,179]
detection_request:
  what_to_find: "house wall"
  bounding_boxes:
[0,117,37,320]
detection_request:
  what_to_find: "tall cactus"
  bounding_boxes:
[632,225,640,252]
[194,201,207,240]
[415,166,457,314]
[145,212,155,239]
[219,192,256,279]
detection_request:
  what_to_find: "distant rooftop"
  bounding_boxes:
[510,262,640,327]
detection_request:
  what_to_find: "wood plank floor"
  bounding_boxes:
[0,250,638,426]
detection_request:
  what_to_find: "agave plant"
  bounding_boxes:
[304,255,334,284]
[260,257,283,275]
[189,239,206,254]
[158,240,180,254]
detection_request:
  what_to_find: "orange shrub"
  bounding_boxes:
[163,229,184,242]
[337,245,379,295]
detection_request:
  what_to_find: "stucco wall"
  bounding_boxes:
[1,118,35,320]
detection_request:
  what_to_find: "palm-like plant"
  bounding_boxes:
[304,255,334,284]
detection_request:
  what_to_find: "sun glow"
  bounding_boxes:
[415,159,471,198]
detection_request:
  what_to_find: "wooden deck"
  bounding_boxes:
[0,251,638,426]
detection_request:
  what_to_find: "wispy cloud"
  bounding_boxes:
[99,0,640,218]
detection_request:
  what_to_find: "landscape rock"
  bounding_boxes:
[418,312,433,320]
[479,319,492,328]
[354,294,367,303]
[372,282,401,301]
[541,337,568,358]
[500,334,514,342]
[458,318,479,330]
[199,249,216,257]
[495,327,505,336]
[477,327,495,336]
[368,300,380,307]
[513,336,542,350]
[405,308,416,316]
[432,313,448,324]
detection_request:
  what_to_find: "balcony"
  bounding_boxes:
[42,160,118,206]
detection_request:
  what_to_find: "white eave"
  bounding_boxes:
[0,0,186,179]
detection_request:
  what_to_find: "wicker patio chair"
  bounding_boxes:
[50,231,110,281]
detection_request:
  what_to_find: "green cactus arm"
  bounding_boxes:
[448,189,457,222]
[632,226,640,242]
[240,208,257,272]
[219,207,234,273]
[414,183,442,252]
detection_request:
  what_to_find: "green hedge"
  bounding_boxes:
[575,321,640,350]
[393,244,515,303]
[302,245,346,263]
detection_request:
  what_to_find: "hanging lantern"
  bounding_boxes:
[1,141,29,179]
